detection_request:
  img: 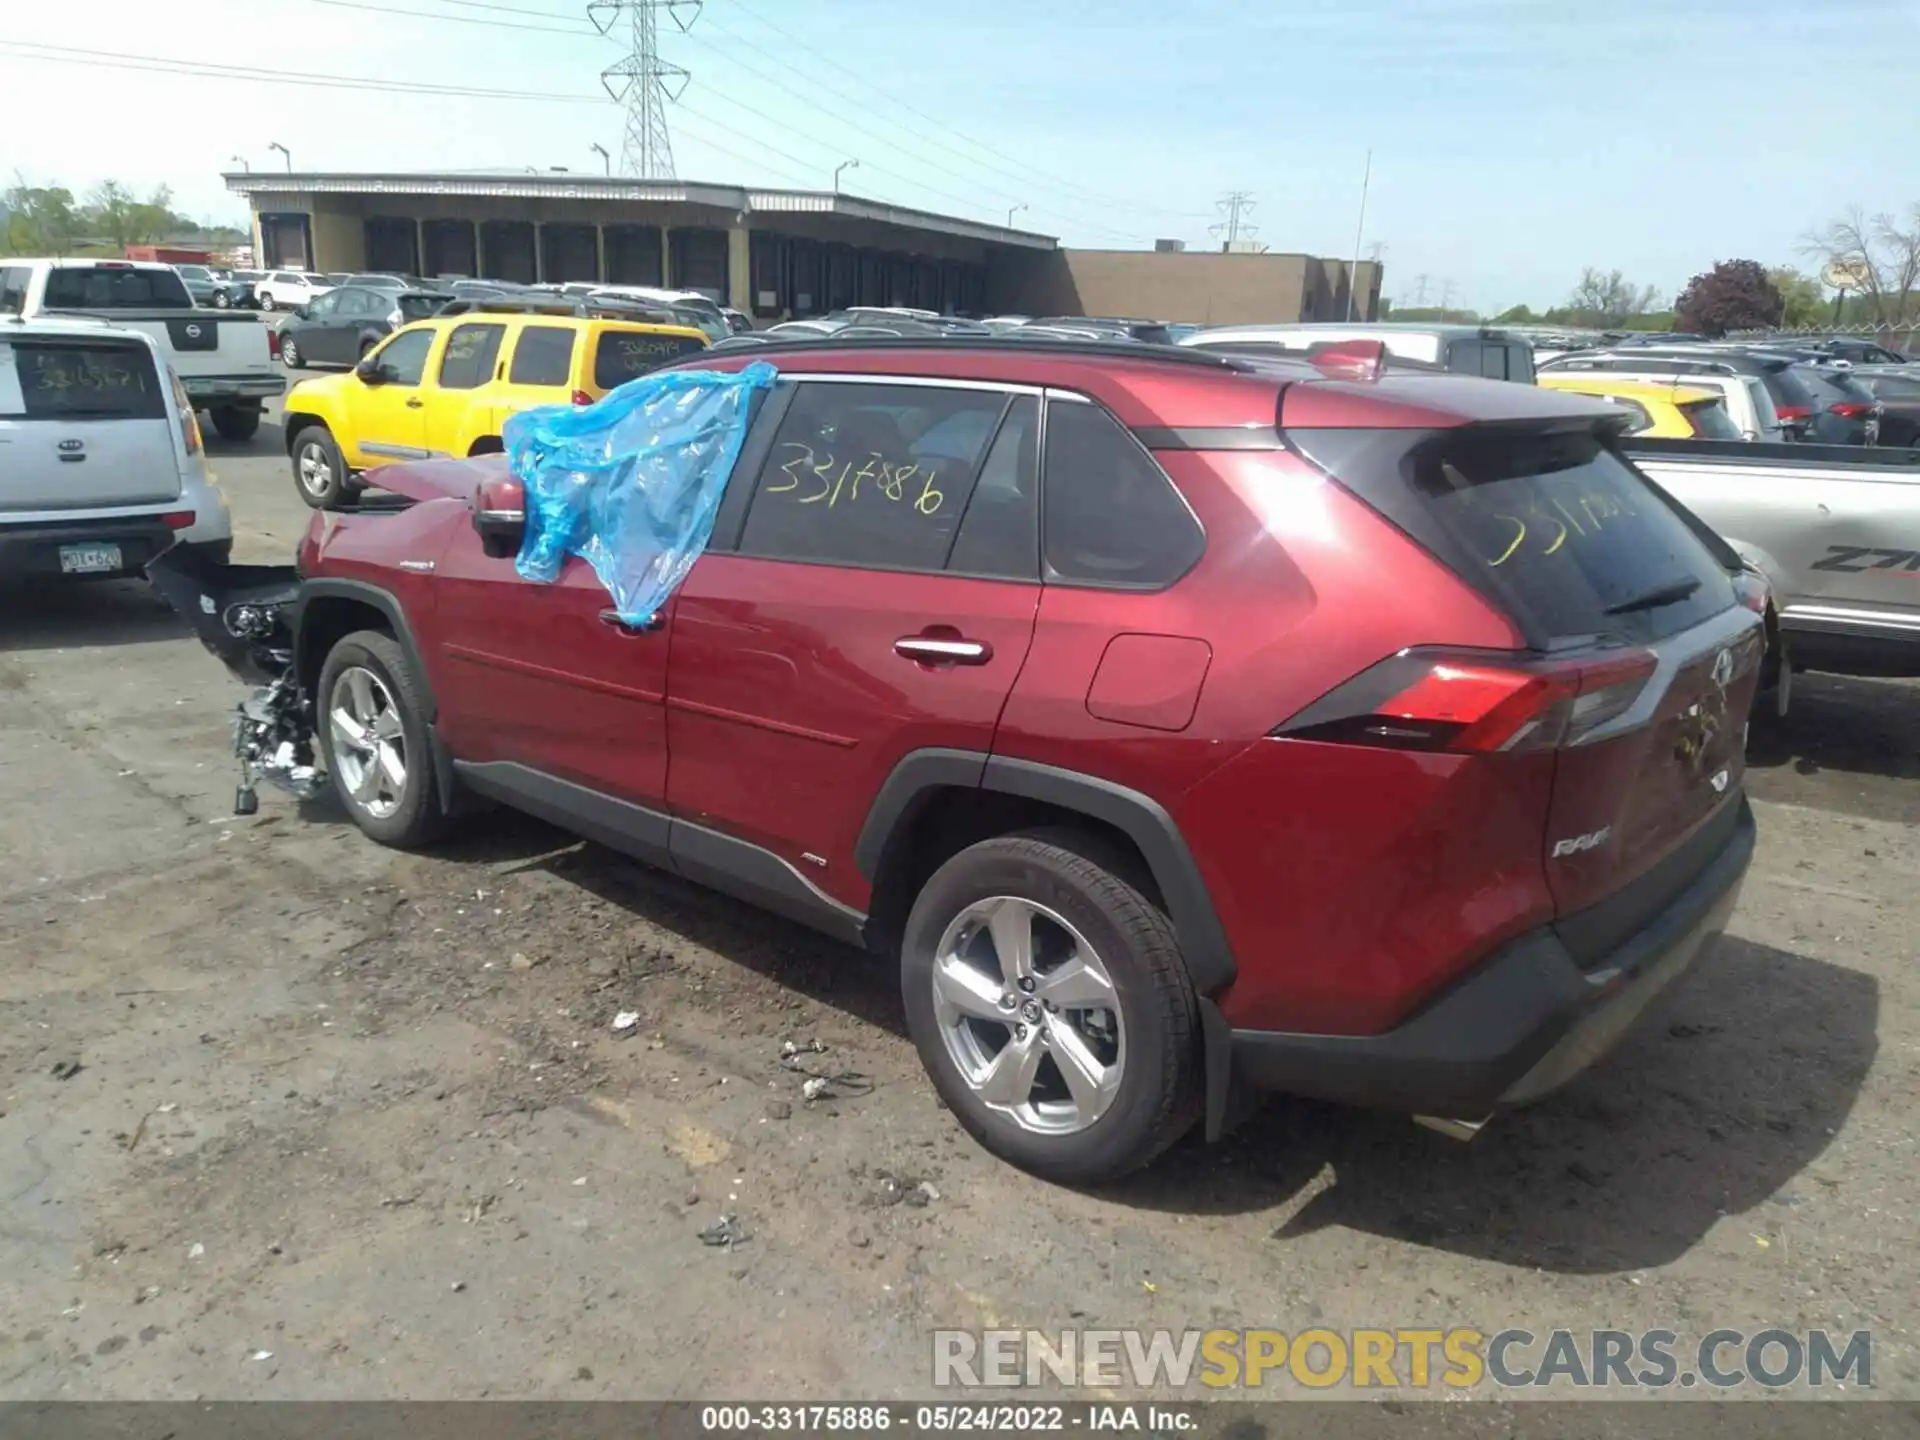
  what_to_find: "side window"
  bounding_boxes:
[736,381,1007,570]
[274,272,298,285]
[438,323,506,391]
[507,325,577,386]
[1042,398,1204,588]
[947,396,1040,580]
[373,328,433,385]
[307,292,340,317]
[0,266,28,314]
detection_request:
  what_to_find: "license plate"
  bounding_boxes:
[59,543,123,574]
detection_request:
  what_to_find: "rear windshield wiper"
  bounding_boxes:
[1604,576,1701,615]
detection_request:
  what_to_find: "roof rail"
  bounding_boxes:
[675,332,1251,370]
[436,297,689,324]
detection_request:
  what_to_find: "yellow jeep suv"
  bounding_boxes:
[282,303,710,508]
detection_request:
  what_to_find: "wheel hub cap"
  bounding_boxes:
[328,666,406,819]
[930,896,1125,1136]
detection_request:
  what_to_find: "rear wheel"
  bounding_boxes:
[317,630,450,848]
[900,832,1201,1184]
[258,292,276,311]
[212,290,231,309]
[281,335,305,369]
[292,426,350,509]
[210,406,261,443]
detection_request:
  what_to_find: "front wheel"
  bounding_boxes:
[292,426,350,509]
[900,832,1202,1184]
[317,630,451,848]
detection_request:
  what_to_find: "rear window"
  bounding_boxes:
[0,339,167,420]
[1291,425,1736,645]
[508,326,577,386]
[592,329,707,389]
[1680,398,1742,440]
[42,266,192,310]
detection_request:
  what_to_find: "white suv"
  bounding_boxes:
[254,271,334,311]
[0,319,232,579]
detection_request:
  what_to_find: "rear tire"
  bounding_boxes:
[281,335,305,370]
[213,291,231,309]
[210,406,261,443]
[317,630,450,849]
[900,831,1202,1185]
[292,426,350,509]
[258,292,276,311]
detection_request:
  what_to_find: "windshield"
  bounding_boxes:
[396,293,447,320]
[42,266,193,310]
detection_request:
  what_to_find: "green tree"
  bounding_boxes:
[1490,303,1537,324]
[1562,267,1662,327]
[84,180,177,248]
[3,175,80,255]
[1768,267,1825,327]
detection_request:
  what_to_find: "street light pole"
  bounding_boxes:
[833,158,858,192]
[1344,148,1372,322]
[229,154,250,173]
[267,142,291,173]
[591,143,611,176]
[1007,202,1027,228]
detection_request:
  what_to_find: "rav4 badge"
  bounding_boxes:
[1551,827,1612,858]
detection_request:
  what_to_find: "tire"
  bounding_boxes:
[210,406,261,443]
[316,630,450,849]
[281,335,305,370]
[213,290,231,309]
[358,339,377,361]
[258,292,275,311]
[291,426,349,509]
[900,830,1202,1184]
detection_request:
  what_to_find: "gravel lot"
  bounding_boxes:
[1,397,1916,1409]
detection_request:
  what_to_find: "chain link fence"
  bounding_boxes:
[1730,320,1920,353]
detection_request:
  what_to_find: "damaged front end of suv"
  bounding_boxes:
[147,546,323,814]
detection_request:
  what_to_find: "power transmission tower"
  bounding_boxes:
[1413,273,1431,305]
[1438,278,1457,312]
[589,0,700,179]
[1209,191,1258,249]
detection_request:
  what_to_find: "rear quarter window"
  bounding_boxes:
[1291,425,1736,645]
[0,339,167,420]
[592,328,707,389]
[508,326,577,387]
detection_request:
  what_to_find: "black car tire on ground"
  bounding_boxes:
[257,293,275,311]
[212,291,231,309]
[292,426,352,510]
[316,630,452,849]
[900,830,1203,1185]
[209,406,261,443]
[281,335,305,369]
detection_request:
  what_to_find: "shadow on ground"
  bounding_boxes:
[0,578,188,655]
[1106,935,1875,1272]
[1746,672,1920,823]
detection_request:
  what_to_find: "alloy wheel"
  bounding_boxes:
[296,439,332,499]
[930,895,1125,1135]
[328,666,407,820]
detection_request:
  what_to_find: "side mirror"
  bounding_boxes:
[472,474,525,559]
[355,357,385,384]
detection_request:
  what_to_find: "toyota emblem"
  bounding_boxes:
[185,323,203,339]
[1710,647,1734,690]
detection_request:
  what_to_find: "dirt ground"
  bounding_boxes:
[2,403,1916,1407]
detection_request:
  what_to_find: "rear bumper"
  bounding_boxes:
[1228,797,1755,1118]
[182,373,286,404]
[0,513,182,581]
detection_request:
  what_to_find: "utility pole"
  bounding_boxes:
[1343,148,1372,322]
[1210,191,1258,249]
[589,0,700,180]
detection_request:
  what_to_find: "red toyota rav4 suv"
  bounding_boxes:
[288,337,1763,1183]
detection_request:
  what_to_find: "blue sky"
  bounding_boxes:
[3,0,1916,312]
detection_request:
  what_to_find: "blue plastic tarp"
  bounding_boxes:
[506,360,777,625]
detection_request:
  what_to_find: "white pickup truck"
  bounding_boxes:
[0,257,284,442]
[1623,436,1920,705]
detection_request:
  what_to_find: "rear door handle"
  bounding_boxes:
[894,635,992,665]
[405,397,424,409]
[600,608,663,635]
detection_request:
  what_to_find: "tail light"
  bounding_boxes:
[1732,568,1771,617]
[1307,339,1388,382]
[1274,647,1658,754]
[167,369,204,455]
[1828,402,1874,419]
[267,328,281,359]
[570,389,594,406]
[161,510,196,530]
[1775,404,1813,423]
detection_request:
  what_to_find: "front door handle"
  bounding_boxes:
[894,634,992,665]
[405,396,424,409]
[600,608,664,635]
